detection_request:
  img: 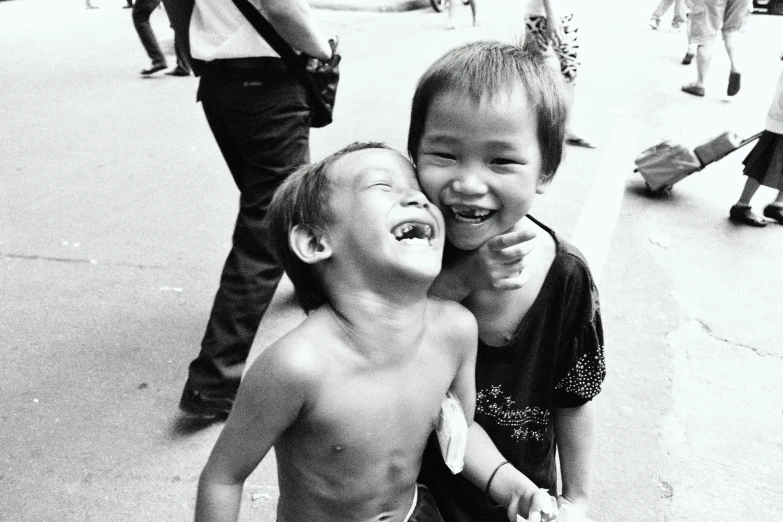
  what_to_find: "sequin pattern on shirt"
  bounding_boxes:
[554,339,606,400]
[476,385,550,441]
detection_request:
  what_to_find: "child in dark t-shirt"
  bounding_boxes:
[408,41,605,522]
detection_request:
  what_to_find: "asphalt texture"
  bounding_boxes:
[1,0,783,521]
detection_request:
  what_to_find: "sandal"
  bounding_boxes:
[729,204,767,227]
[727,71,741,96]
[763,204,783,224]
[681,84,705,97]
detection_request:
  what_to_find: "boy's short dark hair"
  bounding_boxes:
[407,40,569,183]
[267,142,395,313]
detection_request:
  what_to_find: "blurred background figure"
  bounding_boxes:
[729,66,783,227]
[448,0,478,29]
[650,0,688,29]
[681,0,750,97]
[523,0,595,148]
[132,0,191,76]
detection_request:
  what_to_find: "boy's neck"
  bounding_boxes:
[325,286,431,364]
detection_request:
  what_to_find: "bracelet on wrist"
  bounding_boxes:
[484,460,511,502]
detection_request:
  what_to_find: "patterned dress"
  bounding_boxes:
[419,218,606,522]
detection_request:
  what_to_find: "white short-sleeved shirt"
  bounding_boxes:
[767,69,783,134]
[189,0,279,61]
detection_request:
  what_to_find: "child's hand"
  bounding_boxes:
[556,497,593,522]
[463,223,537,291]
[507,488,557,522]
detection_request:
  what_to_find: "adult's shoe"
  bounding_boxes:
[165,67,190,77]
[179,382,234,419]
[763,204,783,224]
[729,204,766,227]
[141,63,167,76]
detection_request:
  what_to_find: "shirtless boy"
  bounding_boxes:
[194,142,478,522]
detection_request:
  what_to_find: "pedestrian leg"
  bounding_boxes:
[132,0,167,74]
[672,0,687,27]
[447,0,457,29]
[650,0,676,28]
[730,177,766,226]
[161,0,192,74]
[181,72,311,418]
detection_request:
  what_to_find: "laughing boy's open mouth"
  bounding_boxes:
[392,222,433,246]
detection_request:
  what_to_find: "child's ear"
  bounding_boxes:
[536,176,552,195]
[289,225,333,264]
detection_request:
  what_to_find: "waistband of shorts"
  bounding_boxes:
[402,484,419,522]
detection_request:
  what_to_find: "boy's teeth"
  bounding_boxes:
[399,237,429,246]
[393,223,432,241]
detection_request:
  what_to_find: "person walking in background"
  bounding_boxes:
[178,0,334,420]
[650,0,688,30]
[729,67,783,227]
[522,0,595,148]
[448,0,478,29]
[132,0,191,76]
[681,0,751,97]
[681,0,699,65]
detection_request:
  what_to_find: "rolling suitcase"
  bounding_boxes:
[634,131,763,194]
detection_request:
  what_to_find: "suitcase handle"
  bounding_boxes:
[738,132,764,148]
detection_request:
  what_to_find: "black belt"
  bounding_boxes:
[201,57,288,74]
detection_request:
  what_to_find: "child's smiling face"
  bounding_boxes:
[416,89,547,251]
[325,148,445,282]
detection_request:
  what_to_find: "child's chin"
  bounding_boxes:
[447,235,485,252]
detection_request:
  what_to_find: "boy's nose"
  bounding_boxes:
[451,172,487,196]
[401,189,430,208]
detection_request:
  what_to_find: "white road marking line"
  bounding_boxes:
[570,116,643,286]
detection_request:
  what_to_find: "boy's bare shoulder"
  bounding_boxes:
[427,297,478,345]
[244,314,334,388]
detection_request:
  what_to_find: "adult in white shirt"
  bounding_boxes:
[179,0,334,419]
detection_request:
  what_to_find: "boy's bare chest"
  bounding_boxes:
[314,364,450,436]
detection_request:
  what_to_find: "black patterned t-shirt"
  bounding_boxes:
[419,218,605,522]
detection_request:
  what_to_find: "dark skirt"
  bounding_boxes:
[742,130,783,190]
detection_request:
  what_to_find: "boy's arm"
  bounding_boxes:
[447,304,478,423]
[553,401,596,520]
[429,222,537,301]
[461,423,557,522]
[195,341,309,522]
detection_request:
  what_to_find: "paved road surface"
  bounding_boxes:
[1,0,782,520]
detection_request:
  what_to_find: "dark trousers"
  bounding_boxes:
[132,0,166,66]
[186,60,311,397]
[161,0,191,72]
[132,0,191,71]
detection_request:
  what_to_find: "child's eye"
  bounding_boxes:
[433,152,456,160]
[492,158,523,166]
[371,181,393,190]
